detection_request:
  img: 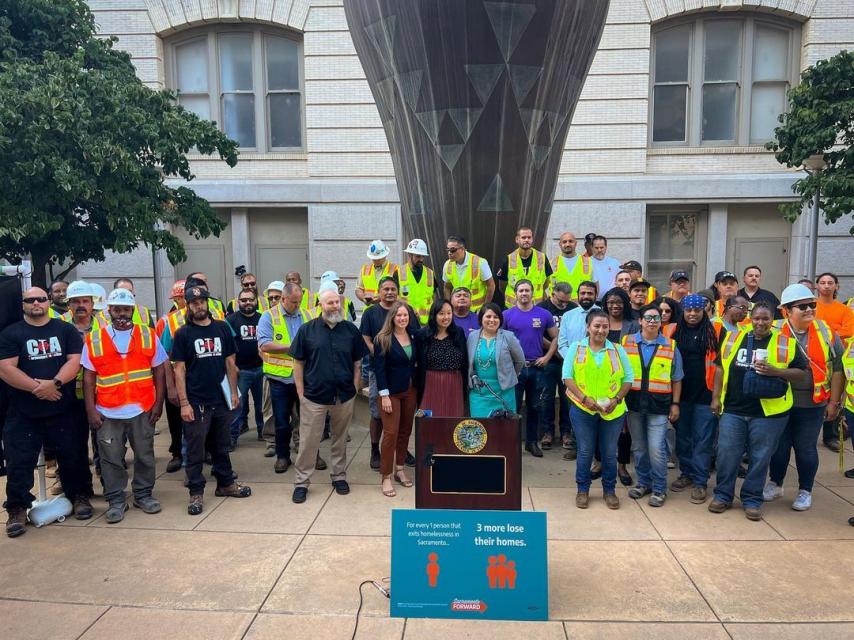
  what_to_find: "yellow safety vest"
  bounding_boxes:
[48,308,66,319]
[444,253,488,311]
[300,288,317,311]
[229,295,270,314]
[842,339,854,413]
[359,261,397,300]
[719,330,796,417]
[550,254,593,299]
[64,314,101,399]
[645,285,659,305]
[398,264,435,325]
[504,249,548,308]
[262,306,314,378]
[621,334,675,394]
[846,297,853,311]
[96,305,153,327]
[568,342,627,419]
[713,317,754,336]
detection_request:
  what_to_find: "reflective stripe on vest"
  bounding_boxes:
[569,342,627,418]
[550,254,592,300]
[360,262,397,298]
[263,306,313,377]
[166,309,186,336]
[622,334,675,394]
[778,319,833,403]
[504,249,547,308]
[398,264,434,325]
[720,330,795,417]
[445,253,487,311]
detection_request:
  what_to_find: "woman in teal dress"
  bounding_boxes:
[466,303,525,416]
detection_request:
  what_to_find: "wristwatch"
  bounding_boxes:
[52,378,62,389]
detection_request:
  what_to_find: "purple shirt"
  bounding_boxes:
[503,306,555,360]
[453,312,479,337]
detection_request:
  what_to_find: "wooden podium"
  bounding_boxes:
[414,416,522,511]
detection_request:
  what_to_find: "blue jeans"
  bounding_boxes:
[570,405,622,494]
[713,412,787,509]
[269,378,300,460]
[515,365,545,443]
[675,402,717,488]
[627,412,669,494]
[768,405,826,492]
[539,359,571,439]
[229,367,264,440]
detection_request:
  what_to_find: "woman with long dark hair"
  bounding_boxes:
[417,300,468,416]
[655,296,682,328]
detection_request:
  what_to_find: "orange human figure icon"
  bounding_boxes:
[426,552,440,588]
[486,555,517,589]
[496,554,508,588]
[486,555,498,588]
[506,560,517,589]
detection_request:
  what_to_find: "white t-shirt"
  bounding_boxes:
[81,327,168,419]
[442,251,493,283]
[591,255,621,293]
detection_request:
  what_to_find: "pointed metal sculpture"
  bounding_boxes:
[344,0,609,269]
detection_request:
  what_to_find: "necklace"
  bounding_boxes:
[477,334,497,370]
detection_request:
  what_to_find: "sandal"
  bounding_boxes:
[382,477,396,498]
[394,468,414,488]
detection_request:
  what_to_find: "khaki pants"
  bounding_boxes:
[294,396,354,488]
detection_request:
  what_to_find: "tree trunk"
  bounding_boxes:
[30,252,49,290]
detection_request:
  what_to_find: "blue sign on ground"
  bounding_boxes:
[390,509,548,621]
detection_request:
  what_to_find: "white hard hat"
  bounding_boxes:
[90,283,107,310]
[106,288,136,307]
[318,280,339,295]
[367,240,390,260]
[66,280,94,300]
[321,270,341,282]
[266,280,285,293]
[779,283,816,308]
[404,238,429,256]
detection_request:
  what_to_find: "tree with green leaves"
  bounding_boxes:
[0,0,238,286]
[768,49,854,234]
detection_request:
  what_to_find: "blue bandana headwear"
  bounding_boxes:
[682,294,705,310]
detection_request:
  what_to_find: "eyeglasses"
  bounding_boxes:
[731,305,749,311]
[793,302,817,311]
[241,281,256,288]
[642,315,661,322]
[447,247,460,254]
[23,296,48,304]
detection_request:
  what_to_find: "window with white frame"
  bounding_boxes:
[650,14,799,146]
[168,26,304,151]
[646,209,707,291]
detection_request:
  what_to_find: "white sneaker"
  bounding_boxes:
[792,490,812,511]
[763,482,784,502]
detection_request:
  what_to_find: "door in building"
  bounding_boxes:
[734,238,789,297]
[255,245,309,293]
[178,246,227,301]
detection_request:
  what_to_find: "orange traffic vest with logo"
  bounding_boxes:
[360,261,397,300]
[776,319,833,404]
[86,325,157,411]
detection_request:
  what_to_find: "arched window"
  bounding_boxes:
[650,14,800,146]
[167,25,304,151]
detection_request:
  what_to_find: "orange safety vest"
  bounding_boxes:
[86,325,157,411]
[166,308,187,337]
[776,319,833,404]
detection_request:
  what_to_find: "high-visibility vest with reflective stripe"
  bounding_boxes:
[444,253,488,311]
[713,300,753,327]
[398,264,434,325]
[568,342,627,419]
[86,325,157,411]
[166,308,187,338]
[720,330,796,417]
[712,317,753,336]
[360,261,397,300]
[300,288,317,311]
[229,295,270,314]
[842,339,854,413]
[622,334,675,394]
[48,308,65,319]
[645,285,659,305]
[504,249,548,308]
[775,319,833,404]
[663,322,716,391]
[64,314,101,399]
[262,306,313,378]
[550,254,592,299]
[97,305,153,327]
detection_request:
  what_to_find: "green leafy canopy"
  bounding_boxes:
[768,49,854,234]
[0,0,238,284]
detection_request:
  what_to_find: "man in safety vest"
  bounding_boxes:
[397,239,435,325]
[155,280,186,473]
[48,280,69,318]
[442,235,494,311]
[356,240,398,306]
[624,304,684,508]
[712,295,752,334]
[285,272,317,312]
[227,272,270,314]
[711,271,740,320]
[551,232,593,301]
[497,227,551,308]
[319,271,357,322]
[82,288,167,524]
[841,340,854,506]
[258,282,315,474]
[764,284,845,511]
[621,261,658,303]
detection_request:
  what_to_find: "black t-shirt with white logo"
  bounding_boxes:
[226,311,263,370]
[171,320,236,405]
[0,318,83,418]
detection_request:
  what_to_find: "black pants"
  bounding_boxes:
[183,402,235,495]
[165,398,183,457]
[0,382,7,470]
[3,409,86,510]
[270,379,299,459]
[71,399,94,497]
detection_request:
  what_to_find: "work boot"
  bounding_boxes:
[690,486,707,504]
[5,508,27,538]
[188,494,204,516]
[133,496,162,514]
[274,457,291,474]
[370,444,381,470]
[73,497,93,520]
[105,503,129,524]
[744,506,763,521]
[525,441,543,458]
[708,500,730,514]
[670,475,692,492]
[575,492,589,509]
[604,493,620,510]
[562,449,577,461]
[166,455,182,473]
[215,483,252,498]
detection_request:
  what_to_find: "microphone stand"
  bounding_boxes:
[472,374,520,419]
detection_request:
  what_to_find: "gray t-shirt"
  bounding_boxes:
[790,328,843,408]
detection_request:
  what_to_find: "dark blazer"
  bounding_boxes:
[373,330,419,395]
[415,325,469,403]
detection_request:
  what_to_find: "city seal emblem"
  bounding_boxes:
[453,419,487,454]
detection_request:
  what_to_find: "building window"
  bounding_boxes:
[646,210,707,290]
[168,26,304,151]
[650,15,799,147]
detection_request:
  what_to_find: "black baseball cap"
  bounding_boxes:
[584,233,596,243]
[621,260,642,272]
[670,270,690,282]
[629,278,650,290]
[715,271,738,283]
[184,286,210,303]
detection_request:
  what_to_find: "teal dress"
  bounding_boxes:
[469,337,517,417]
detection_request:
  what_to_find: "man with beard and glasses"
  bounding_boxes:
[290,285,369,504]
[0,287,87,537]
[557,280,601,358]
[226,289,265,449]
[82,289,167,523]
[172,286,251,515]
[227,272,269,314]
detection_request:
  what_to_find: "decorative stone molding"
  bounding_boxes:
[144,0,310,34]
[644,0,817,23]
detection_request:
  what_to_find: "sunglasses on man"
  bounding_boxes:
[23,296,48,304]
[792,302,816,311]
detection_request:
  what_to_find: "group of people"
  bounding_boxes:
[1,227,853,535]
